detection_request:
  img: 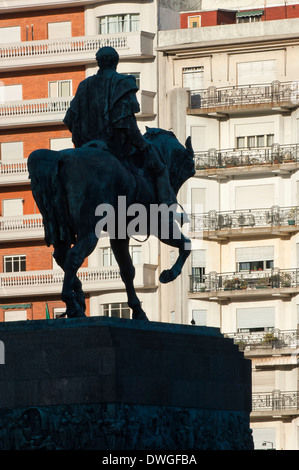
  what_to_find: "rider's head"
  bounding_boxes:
[96,47,119,70]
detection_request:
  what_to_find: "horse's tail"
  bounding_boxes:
[28,149,74,247]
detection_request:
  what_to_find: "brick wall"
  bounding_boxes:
[1,66,86,100]
[0,7,85,41]
[0,125,72,161]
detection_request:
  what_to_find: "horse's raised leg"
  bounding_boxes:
[110,238,149,321]
[158,220,191,284]
[61,232,98,318]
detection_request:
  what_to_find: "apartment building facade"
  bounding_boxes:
[157,0,299,450]
[0,0,168,322]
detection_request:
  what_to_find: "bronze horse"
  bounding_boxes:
[28,128,195,321]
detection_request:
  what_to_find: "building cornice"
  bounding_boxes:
[0,0,98,14]
[157,18,299,56]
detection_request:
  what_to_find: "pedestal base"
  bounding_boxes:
[0,316,253,450]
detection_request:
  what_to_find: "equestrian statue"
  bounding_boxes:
[28,47,195,321]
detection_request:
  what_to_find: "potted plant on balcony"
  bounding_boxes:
[262,332,278,346]
[288,208,296,225]
[281,272,291,287]
[255,277,267,289]
[223,278,235,290]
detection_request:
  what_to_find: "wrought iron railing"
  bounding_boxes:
[189,268,299,293]
[194,143,299,169]
[188,81,299,110]
[252,391,299,411]
[226,329,299,351]
[191,206,299,232]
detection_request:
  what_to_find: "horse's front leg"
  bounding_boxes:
[110,238,149,321]
[158,221,191,284]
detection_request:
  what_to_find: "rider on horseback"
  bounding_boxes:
[63,46,178,209]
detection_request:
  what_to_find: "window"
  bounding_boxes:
[236,246,274,272]
[2,199,23,217]
[188,16,201,28]
[49,80,72,98]
[191,309,207,326]
[236,10,263,23]
[236,307,275,333]
[5,310,27,322]
[129,245,142,264]
[0,84,22,103]
[191,250,206,288]
[4,255,26,273]
[183,67,204,90]
[0,142,23,162]
[235,184,275,210]
[53,307,66,319]
[237,60,276,85]
[102,247,116,267]
[0,26,21,44]
[123,72,140,89]
[50,138,73,151]
[98,14,139,34]
[48,21,72,39]
[236,134,274,149]
[102,302,131,319]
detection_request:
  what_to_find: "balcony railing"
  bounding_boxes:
[0,97,71,118]
[189,268,299,294]
[252,391,299,412]
[226,329,299,351]
[188,81,299,113]
[191,206,299,233]
[0,31,154,69]
[0,214,43,232]
[194,143,299,170]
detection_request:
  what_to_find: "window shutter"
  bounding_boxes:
[237,60,276,85]
[236,307,275,329]
[192,250,206,267]
[48,22,72,39]
[236,246,274,263]
[0,26,21,44]
[50,138,73,151]
[192,309,207,326]
[252,428,276,450]
[1,142,23,162]
[4,310,27,322]
[235,184,274,210]
[2,199,23,217]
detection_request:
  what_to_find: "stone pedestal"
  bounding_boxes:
[0,316,253,450]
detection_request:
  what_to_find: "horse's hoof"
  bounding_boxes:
[159,269,177,284]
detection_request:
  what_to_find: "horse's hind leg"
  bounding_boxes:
[110,238,148,321]
[53,241,86,313]
[61,232,98,318]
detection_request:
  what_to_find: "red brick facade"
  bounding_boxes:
[0,7,90,320]
[180,4,299,28]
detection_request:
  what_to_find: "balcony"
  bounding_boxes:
[0,263,157,298]
[0,214,44,242]
[0,97,71,129]
[194,143,299,178]
[226,328,299,352]
[189,268,299,301]
[0,160,29,186]
[187,81,299,118]
[0,31,155,71]
[252,391,299,415]
[191,206,299,240]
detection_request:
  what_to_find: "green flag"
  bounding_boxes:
[46,302,50,320]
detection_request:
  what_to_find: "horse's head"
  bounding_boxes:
[144,128,195,194]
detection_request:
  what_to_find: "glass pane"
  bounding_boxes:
[107,16,118,34]
[4,258,12,273]
[130,14,139,32]
[99,18,107,35]
[110,303,120,318]
[20,257,26,271]
[248,136,256,148]
[60,81,71,97]
[257,135,264,147]
[49,81,58,98]
[267,134,274,146]
[237,137,245,148]
[102,304,109,316]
